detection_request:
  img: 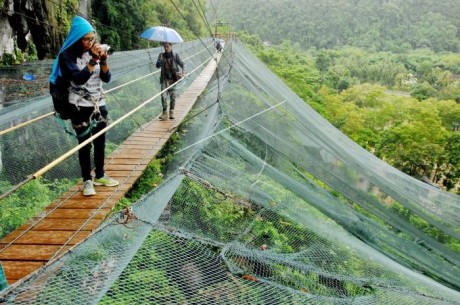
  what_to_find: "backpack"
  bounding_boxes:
[50,76,75,120]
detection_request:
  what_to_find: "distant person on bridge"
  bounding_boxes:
[215,40,223,52]
[49,16,119,196]
[156,42,185,120]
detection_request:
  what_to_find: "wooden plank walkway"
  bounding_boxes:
[0,51,222,285]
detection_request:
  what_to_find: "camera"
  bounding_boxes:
[100,44,114,55]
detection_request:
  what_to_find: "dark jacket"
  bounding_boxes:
[156,51,184,83]
[59,43,111,85]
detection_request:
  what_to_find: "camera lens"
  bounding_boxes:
[100,44,114,55]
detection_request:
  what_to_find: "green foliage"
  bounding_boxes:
[255,44,320,100]
[215,0,460,53]
[0,53,15,65]
[99,232,191,304]
[0,39,27,65]
[389,202,460,251]
[25,40,38,61]
[112,113,186,211]
[0,178,76,239]
[410,81,438,100]
[0,124,77,183]
[442,133,460,191]
[125,160,163,203]
[92,0,208,51]
[172,179,254,242]
[246,37,460,190]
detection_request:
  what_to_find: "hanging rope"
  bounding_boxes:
[174,100,287,154]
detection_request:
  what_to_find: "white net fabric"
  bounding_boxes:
[0,39,459,304]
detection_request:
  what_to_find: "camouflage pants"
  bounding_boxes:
[160,80,176,111]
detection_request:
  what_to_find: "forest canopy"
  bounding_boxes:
[237,32,460,191]
[92,0,208,52]
[211,0,460,53]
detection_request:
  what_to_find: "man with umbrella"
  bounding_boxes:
[156,42,185,120]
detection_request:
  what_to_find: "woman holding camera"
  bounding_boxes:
[50,16,118,196]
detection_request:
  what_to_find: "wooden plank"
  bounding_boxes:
[0,231,89,245]
[129,128,164,134]
[59,192,119,201]
[48,197,113,209]
[107,152,146,160]
[0,51,222,286]
[116,145,158,152]
[118,148,153,155]
[120,143,159,152]
[19,219,100,231]
[121,139,162,145]
[0,245,70,261]
[48,197,120,210]
[108,156,152,164]
[113,152,158,159]
[123,136,161,142]
[43,208,111,219]
[2,261,44,280]
[104,164,140,170]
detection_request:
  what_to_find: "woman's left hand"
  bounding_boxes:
[90,43,103,60]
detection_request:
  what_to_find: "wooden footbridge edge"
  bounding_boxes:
[0,51,223,288]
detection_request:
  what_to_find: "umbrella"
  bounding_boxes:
[139,26,183,44]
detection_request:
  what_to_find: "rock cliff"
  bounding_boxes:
[0,0,90,61]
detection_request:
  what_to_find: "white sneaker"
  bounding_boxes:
[93,175,119,187]
[83,180,96,196]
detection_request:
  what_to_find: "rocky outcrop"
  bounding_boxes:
[0,0,15,58]
[0,0,91,61]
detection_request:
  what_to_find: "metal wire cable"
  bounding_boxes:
[2,0,224,134]
[0,43,213,136]
[191,0,215,37]
[168,0,216,59]
[174,100,286,154]
[0,53,215,202]
[0,54,216,257]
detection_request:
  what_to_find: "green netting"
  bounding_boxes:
[0,39,459,304]
[0,39,213,238]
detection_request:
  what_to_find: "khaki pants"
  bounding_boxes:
[161,80,176,111]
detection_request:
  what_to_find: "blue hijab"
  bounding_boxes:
[49,16,95,84]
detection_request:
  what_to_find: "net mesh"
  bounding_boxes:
[0,40,213,238]
[1,39,459,304]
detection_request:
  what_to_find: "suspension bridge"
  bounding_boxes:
[0,43,224,286]
[1,35,459,304]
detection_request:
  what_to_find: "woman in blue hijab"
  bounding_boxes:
[50,16,119,196]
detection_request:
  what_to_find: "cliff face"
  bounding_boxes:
[0,0,91,61]
[0,0,15,57]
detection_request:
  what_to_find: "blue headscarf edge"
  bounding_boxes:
[50,16,95,84]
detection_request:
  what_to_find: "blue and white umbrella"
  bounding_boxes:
[139,26,183,44]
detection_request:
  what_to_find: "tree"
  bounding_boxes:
[91,0,207,51]
[410,82,438,101]
[441,133,460,190]
[376,101,448,176]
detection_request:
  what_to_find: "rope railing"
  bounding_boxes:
[0,42,214,136]
[0,54,215,261]
[0,54,214,203]
[0,112,55,136]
